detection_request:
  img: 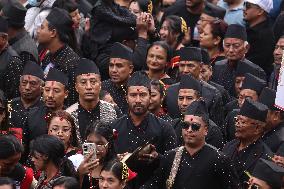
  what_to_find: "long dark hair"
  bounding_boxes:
[0,134,23,159]
[30,135,77,177]
[52,176,79,189]
[101,159,126,182]
[163,15,185,44]
[85,121,116,165]
[46,110,80,148]
[0,90,9,131]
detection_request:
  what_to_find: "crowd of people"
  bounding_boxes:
[0,0,284,188]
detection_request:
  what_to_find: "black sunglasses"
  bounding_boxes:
[181,122,201,132]
[0,107,5,114]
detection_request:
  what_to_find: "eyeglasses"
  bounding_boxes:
[181,122,201,132]
[0,107,5,114]
[96,142,109,150]
[244,2,260,9]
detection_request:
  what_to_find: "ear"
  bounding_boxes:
[204,125,208,136]
[244,42,250,54]
[50,28,57,38]
[64,89,69,99]
[214,36,221,45]
[129,64,134,74]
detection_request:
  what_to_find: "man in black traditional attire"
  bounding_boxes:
[0,16,23,99]
[223,98,273,186]
[9,61,44,138]
[66,58,120,140]
[141,100,240,189]
[259,87,284,156]
[211,24,266,96]
[165,47,224,126]
[25,68,69,144]
[1,0,38,63]
[223,73,267,141]
[38,7,80,106]
[102,42,134,114]
[173,74,224,149]
[111,71,177,188]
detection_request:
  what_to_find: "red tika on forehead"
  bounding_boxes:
[28,76,31,80]
[190,118,193,121]
[59,117,64,121]
[155,46,160,50]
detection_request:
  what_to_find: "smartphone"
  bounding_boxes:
[82,143,97,160]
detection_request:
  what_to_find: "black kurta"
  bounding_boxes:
[41,45,80,106]
[101,79,128,114]
[111,113,177,188]
[222,139,273,184]
[165,81,224,126]
[173,118,224,149]
[262,122,284,156]
[0,46,23,99]
[223,109,239,142]
[141,144,240,189]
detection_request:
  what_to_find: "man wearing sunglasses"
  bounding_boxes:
[223,98,273,187]
[141,100,240,189]
[244,0,274,76]
[173,74,224,149]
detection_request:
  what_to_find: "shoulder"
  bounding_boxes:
[66,103,79,114]
[110,114,128,128]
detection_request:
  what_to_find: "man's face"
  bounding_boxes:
[43,81,67,111]
[238,89,258,107]
[37,20,54,45]
[0,153,21,175]
[234,76,245,96]
[0,33,8,50]
[19,75,42,101]
[109,58,133,85]
[182,115,207,147]
[235,115,263,140]
[223,38,248,61]
[178,89,199,114]
[127,86,150,116]
[273,38,284,65]
[200,64,212,82]
[243,2,263,23]
[179,61,201,79]
[75,73,101,102]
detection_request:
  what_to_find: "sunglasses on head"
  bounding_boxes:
[181,122,201,132]
[0,107,5,114]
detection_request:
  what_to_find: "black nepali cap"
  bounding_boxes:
[259,87,277,111]
[203,2,226,19]
[2,0,27,28]
[46,68,68,87]
[241,73,267,95]
[23,61,44,80]
[46,7,73,34]
[239,98,268,122]
[0,16,8,33]
[179,47,202,62]
[75,58,100,77]
[110,42,133,62]
[179,74,201,93]
[236,61,265,80]
[201,48,210,65]
[252,158,284,189]
[127,71,151,89]
[137,0,153,14]
[225,24,247,41]
[185,100,209,124]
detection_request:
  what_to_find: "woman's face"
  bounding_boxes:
[99,170,125,189]
[146,45,168,72]
[149,87,162,112]
[31,152,47,171]
[70,9,81,29]
[86,133,109,161]
[199,24,218,49]
[0,102,6,125]
[129,1,141,17]
[159,20,177,46]
[48,117,72,149]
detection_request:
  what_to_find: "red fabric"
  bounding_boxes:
[169,56,180,69]
[20,167,33,189]
[127,168,137,181]
[39,49,48,62]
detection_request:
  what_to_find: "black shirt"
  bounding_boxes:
[101,79,128,114]
[141,144,240,189]
[222,139,273,184]
[111,113,177,188]
[41,45,80,106]
[263,122,284,156]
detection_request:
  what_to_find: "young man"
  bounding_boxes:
[102,42,134,114]
[37,7,80,106]
[141,100,240,189]
[111,71,177,188]
[66,58,120,140]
